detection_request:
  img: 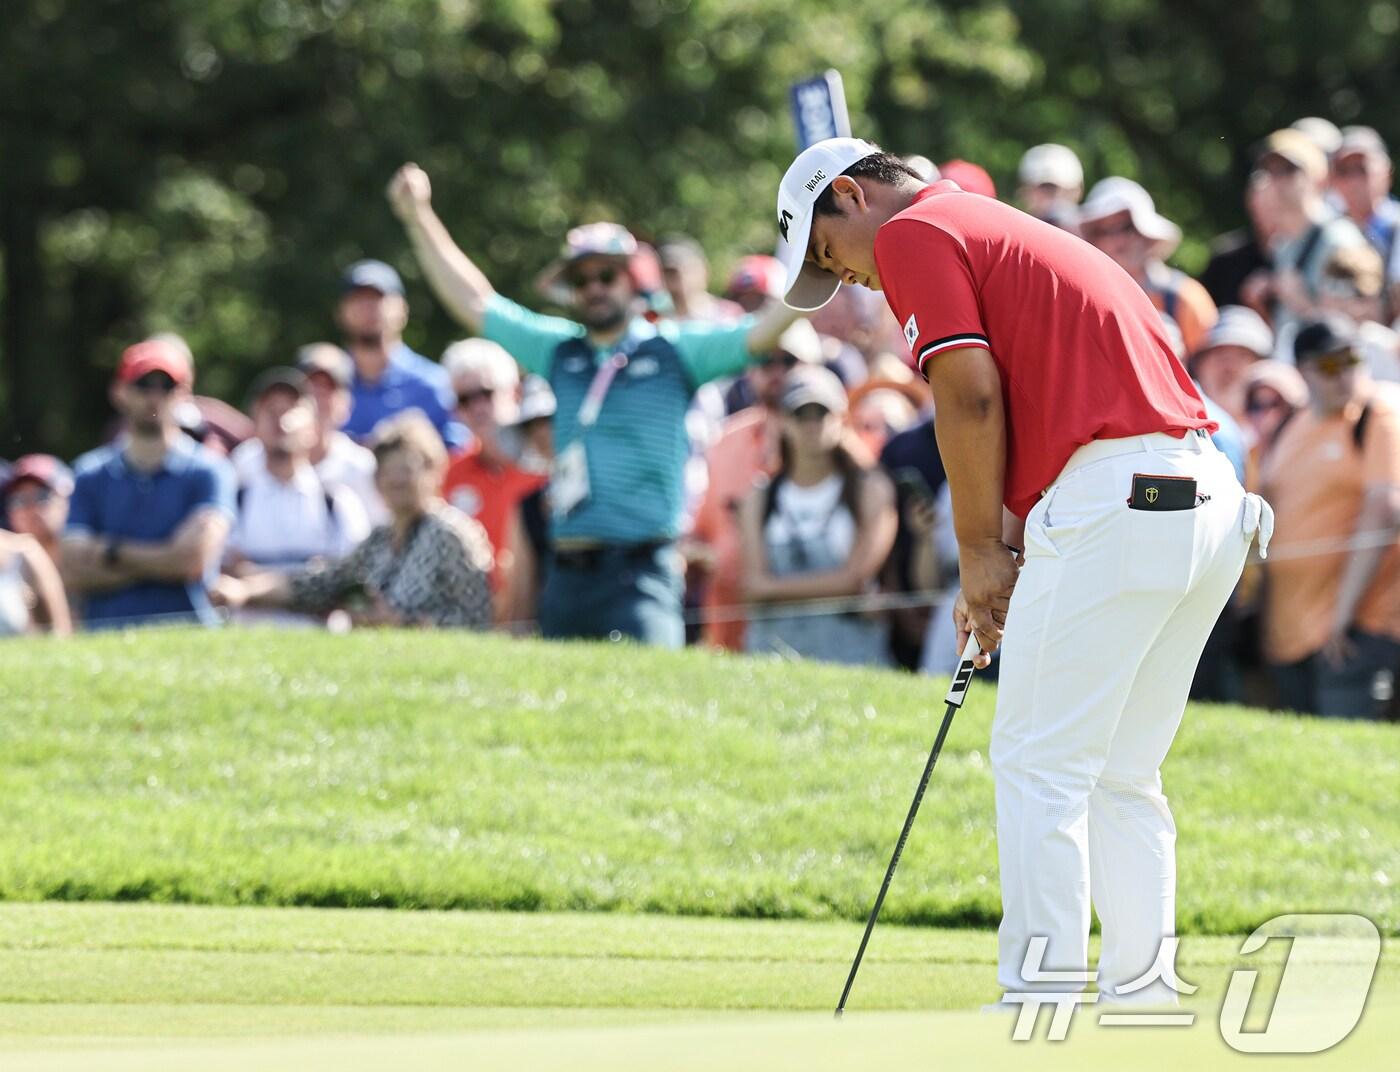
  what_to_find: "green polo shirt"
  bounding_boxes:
[483,294,755,544]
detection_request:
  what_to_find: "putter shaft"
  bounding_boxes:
[835,636,982,1016]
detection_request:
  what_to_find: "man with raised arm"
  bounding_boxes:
[388,164,800,647]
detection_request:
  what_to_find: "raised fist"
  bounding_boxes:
[387,163,432,222]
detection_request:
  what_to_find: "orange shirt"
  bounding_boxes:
[441,447,546,589]
[1148,272,1218,357]
[690,407,781,651]
[1259,384,1400,663]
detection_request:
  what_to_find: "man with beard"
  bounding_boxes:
[388,163,801,646]
[61,339,236,628]
[335,259,466,449]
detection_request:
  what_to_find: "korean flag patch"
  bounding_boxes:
[903,313,920,350]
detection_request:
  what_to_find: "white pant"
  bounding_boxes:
[991,431,1270,1005]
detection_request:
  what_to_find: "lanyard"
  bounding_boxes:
[577,352,629,428]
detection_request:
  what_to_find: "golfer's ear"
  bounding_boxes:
[834,176,868,214]
[831,176,866,212]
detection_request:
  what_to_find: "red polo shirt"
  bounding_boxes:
[874,182,1213,518]
[441,447,546,589]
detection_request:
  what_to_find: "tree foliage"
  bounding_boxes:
[3,0,1398,455]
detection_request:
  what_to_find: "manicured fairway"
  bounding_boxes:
[0,903,1394,1070]
[1,629,1396,935]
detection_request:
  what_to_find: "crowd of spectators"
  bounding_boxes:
[4,117,1398,722]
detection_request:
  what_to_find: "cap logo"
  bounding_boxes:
[778,209,794,242]
[804,168,827,193]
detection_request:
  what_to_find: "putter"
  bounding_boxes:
[835,633,984,1017]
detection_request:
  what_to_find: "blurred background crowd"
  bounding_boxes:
[4,115,1399,723]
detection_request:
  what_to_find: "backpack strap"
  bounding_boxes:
[1294,223,1326,278]
[1353,398,1373,452]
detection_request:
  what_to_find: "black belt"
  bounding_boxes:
[552,540,670,572]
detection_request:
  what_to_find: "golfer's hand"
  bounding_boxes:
[953,591,994,670]
[959,538,1017,614]
[387,163,432,223]
[955,539,1017,665]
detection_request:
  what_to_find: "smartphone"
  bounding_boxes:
[892,467,934,506]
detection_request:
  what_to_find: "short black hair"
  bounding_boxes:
[812,152,925,218]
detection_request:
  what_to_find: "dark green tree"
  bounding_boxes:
[3,0,1397,458]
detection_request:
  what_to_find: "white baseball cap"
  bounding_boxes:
[1196,305,1274,359]
[1079,176,1181,257]
[775,137,881,311]
[1017,143,1084,190]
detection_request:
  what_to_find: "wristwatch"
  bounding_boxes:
[103,539,122,567]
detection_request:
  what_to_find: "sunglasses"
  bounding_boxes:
[569,266,620,289]
[791,402,832,422]
[457,387,495,406]
[5,487,57,509]
[130,373,178,393]
[1083,219,1136,241]
[1306,350,1362,377]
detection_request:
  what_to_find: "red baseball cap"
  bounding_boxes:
[939,160,997,199]
[725,255,784,299]
[115,338,194,387]
[2,454,75,500]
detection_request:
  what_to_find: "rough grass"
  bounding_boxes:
[1,629,1396,934]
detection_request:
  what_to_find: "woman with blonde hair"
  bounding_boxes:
[214,413,494,628]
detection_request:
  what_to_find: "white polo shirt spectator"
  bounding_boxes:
[229,461,368,570]
[231,346,387,525]
[226,369,370,625]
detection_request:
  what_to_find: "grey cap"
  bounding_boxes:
[340,259,405,296]
[247,366,310,407]
[1196,305,1274,360]
[780,365,848,415]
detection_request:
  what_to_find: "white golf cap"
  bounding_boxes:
[1017,143,1084,189]
[772,317,825,365]
[1195,304,1274,359]
[1079,176,1181,258]
[775,137,881,311]
[1290,116,1343,157]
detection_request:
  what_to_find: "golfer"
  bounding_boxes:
[775,139,1272,1005]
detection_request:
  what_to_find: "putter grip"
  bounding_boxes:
[943,634,981,707]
